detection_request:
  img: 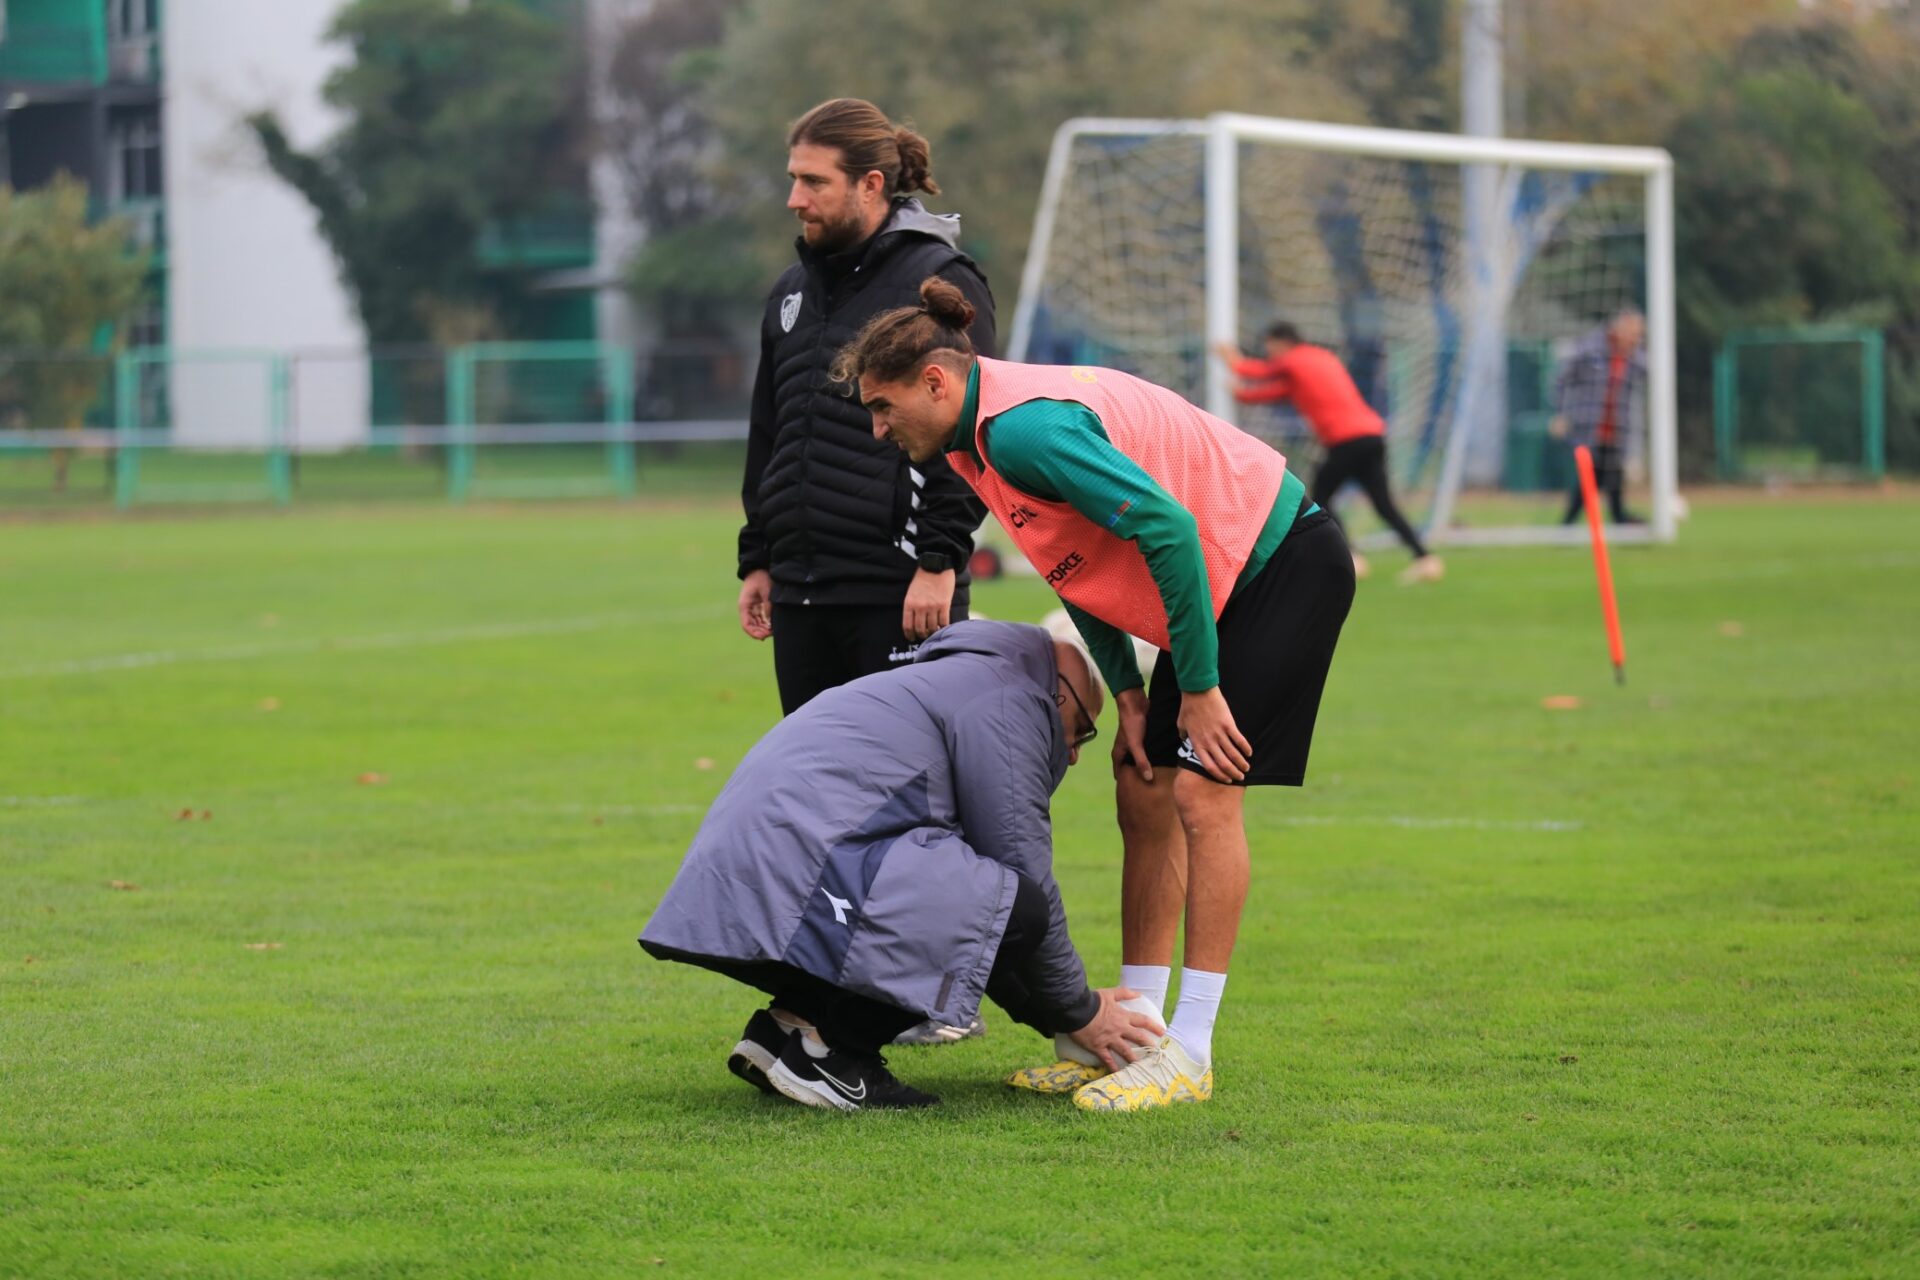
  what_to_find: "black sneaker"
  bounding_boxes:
[727,1008,788,1095]
[765,1033,940,1111]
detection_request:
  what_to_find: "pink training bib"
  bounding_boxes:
[948,358,1287,651]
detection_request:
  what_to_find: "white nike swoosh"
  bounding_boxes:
[815,1065,867,1102]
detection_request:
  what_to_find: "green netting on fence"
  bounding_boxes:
[1714,328,1886,483]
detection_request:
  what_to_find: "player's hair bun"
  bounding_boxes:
[894,127,940,196]
[920,277,975,330]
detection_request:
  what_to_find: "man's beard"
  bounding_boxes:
[805,209,871,256]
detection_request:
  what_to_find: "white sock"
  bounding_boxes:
[1118,963,1172,1013]
[799,1027,831,1060]
[1055,1032,1101,1067]
[768,1007,813,1034]
[1054,968,1171,1068]
[1167,968,1227,1067]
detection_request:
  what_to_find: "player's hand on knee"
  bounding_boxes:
[1068,987,1166,1072]
[1178,687,1251,783]
[1111,688,1153,782]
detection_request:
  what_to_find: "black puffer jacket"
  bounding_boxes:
[738,199,994,607]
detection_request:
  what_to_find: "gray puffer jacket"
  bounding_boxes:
[639,621,1092,1027]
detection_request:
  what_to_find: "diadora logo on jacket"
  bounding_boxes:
[1045,551,1086,585]
[1008,503,1041,529]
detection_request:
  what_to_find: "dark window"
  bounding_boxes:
[113,116,162,201]
[108,0,159,39]
[127,298,165,350]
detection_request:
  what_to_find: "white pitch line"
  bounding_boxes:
[0,606,726,680]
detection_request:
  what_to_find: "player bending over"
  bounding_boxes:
[834,279,1357,1112]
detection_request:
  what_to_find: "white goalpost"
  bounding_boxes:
[1007,113,1679,545]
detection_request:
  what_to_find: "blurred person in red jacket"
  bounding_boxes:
[1215,323,1442,584]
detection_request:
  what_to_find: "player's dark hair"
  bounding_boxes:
[788,98,940,198]
[831,277,976,386]
[1264,321,1303,345]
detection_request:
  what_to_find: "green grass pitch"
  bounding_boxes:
[3,494,1916,1276]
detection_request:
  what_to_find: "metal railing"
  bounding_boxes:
[0,341,753,508]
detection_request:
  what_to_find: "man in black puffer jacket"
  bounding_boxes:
[737,98,994,715]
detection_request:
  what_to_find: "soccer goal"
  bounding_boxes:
[1007,114,1679,545]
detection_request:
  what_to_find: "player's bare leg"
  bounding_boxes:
[1172,771,1248,977]
[1075,767,1245,1112]
[1117,767,1186,968]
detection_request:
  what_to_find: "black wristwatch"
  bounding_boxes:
[917,551,954,574]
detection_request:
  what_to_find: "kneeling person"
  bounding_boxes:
[639,620,1160,1111]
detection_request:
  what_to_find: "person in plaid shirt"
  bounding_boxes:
[1552,309,1648,525]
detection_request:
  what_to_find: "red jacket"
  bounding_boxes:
[1232,344,1384,447]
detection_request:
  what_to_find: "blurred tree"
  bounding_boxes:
[0,176,149,489]
[599,0,759,335]
[1299,0,1453,130]
[692,0,1356,308]
[1672,69,1903,333]
[1668,14,1920,469]
[246,0,584,347]
[597,0,1920,473]
[1857,10,1920,467]
[1516,0,1798,144]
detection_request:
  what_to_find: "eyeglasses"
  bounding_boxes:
[1054,675,1100,749]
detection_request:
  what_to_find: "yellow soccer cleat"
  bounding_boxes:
[1006,1059,1108,1095]
[1072,1037,1213,1112]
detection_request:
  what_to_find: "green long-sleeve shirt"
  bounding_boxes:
[948,364,1309,694]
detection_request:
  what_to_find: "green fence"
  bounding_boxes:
[0,341,749,510]
[113,349,292,506]
[1714,327,1886,483]
[449,343,636,501]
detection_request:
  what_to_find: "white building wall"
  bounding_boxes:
[163,0,367,448]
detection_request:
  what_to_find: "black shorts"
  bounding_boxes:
[1142,507,1355,786]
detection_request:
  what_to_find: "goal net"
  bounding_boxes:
[1007,114,1679,545]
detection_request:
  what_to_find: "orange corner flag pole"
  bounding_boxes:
[1574,445,1627,685]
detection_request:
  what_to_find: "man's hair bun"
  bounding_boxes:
[920,277,975,330]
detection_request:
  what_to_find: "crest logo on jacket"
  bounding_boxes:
[780,292,803,333]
